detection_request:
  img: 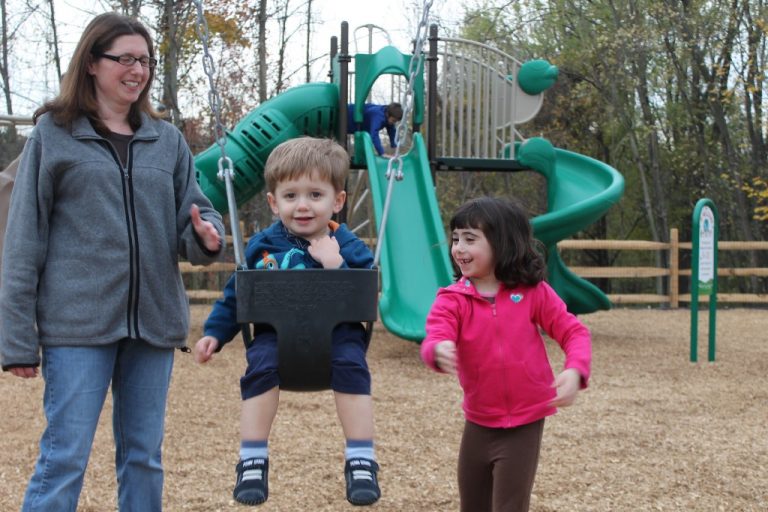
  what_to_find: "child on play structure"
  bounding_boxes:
[346,101,403,156]
[421,196,592,512]
[194,136,380,507]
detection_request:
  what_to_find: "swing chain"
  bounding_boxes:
[386,0,434,181]
[192,0,232,182]
[373,0,433,267]
[192,0,247,270]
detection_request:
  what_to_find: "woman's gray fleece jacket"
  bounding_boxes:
[0,113,226,370]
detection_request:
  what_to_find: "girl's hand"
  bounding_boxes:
[190,204,222,252]
[308,236,343,268]
[434,340,457,376]
[193,336,219,364]
[550,368,582,408]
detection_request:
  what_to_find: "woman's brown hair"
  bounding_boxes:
[33,12,160,133]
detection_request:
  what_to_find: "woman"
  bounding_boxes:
[0,13,225,511]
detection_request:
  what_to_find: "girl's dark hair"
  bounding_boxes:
[33,12,160,133]
[449,196,546,287]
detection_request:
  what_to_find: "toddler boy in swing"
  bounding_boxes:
[194,137,380,506]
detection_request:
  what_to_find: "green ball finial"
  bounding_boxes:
[517,60,559,95]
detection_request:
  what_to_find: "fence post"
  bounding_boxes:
[669,228,679,308]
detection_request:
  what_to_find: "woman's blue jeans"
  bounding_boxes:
[21,339,174,512]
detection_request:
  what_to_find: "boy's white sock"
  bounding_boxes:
[240,440,268,461]
[345,439,375,461]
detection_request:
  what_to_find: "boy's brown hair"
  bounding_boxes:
[386,102,403,121]
[264,137,350,193]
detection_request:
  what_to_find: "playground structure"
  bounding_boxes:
[194,22,625,342]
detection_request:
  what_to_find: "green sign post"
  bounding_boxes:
[690,198,718,362]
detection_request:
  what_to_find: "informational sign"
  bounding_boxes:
[697,206,715,295]
[690,199,718,363]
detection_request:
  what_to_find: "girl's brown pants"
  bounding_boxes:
[458,418,545,512]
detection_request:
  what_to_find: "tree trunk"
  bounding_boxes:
[743,0,766,170]
[305,0,312,83]
[633,54,670,244]
[45,0,62,82]
[116,0,143,17]
[1,0,13,118]
[275,0,290,94]
[257,0,267,103]
[159,0,183,129]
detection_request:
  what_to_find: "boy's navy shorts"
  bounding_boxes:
[240,322,371,400]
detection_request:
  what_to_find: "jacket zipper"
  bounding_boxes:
[490,295,513,423]
[106,141,141,340]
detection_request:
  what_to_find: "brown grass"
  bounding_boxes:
[1,307,767,511]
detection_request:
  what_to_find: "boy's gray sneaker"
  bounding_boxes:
[344,458,381,506]
[233,457,269,505]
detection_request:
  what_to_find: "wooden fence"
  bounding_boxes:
[182,228,768,307]
[559,228,768,307]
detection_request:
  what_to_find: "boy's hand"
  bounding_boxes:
[190,204,222,252]
[308,236,343,268]
[434,340,457,376]
[194,336,220,364]
[549,368,582,408]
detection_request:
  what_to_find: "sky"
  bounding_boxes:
[4,0,468,119]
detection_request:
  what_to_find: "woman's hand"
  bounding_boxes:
[9,367,38,378]
[190,204,222,252]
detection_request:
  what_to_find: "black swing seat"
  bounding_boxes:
[235,268,379,392]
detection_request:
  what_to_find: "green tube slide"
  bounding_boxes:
[517,137,625,315]
[194,82,339,212]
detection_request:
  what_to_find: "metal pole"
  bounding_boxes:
[338,22,350,146]
[427,24,438,178]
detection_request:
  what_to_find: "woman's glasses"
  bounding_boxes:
[96,53,158,69]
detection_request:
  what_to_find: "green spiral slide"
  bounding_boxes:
[194,83,624,341]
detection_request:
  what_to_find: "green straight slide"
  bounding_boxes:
[359,132,453,342]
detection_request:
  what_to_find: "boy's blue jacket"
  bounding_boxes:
[204,220,374,347]
[346,104,397,156]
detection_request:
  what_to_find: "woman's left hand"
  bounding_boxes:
[190,204,222,252]
[549,368,582,408]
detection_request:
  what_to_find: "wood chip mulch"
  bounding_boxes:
[1,307,766,511]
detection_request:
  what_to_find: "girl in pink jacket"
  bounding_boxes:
[421,197,591,512]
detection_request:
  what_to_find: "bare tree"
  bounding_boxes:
[0,0,37,117]
[1,0,13,118]
[273,0,312,94]
[157,0,185,128]
[114,0,143,17]
[45,0,62,81]
[305,0,312,83]
[257,0,268,102]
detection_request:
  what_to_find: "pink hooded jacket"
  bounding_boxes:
[421,278,591,429]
